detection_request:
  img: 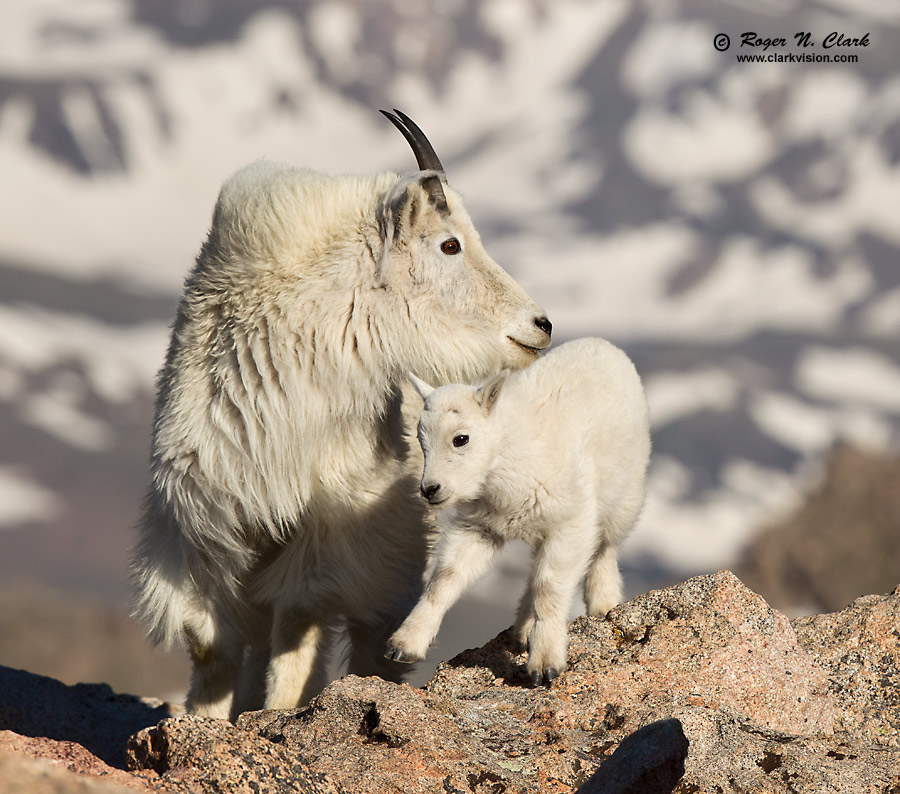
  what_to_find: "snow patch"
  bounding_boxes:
[861,288,900,337]
[0,467,61,529]
[815,0,900,22]
[21,388,115,452]
[751,390,895,454]
[783,69,869,141]
[0,306,169,403]
[645,368,740,428]
[621,19,717,99]
[751,142,900,249]
[308,2,360,82]
[509,229,869,341]
[626,456,801,572]
[797,347,900,414]
[624,91,774,185]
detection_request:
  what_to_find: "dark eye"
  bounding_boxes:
[452,434,469,448]
[440,238,461,255]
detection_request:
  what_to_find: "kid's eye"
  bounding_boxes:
[441,238,461,255]
[452,434,469,448]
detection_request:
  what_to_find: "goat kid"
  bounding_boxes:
[387,338,650,685]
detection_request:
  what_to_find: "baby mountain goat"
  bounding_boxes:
[131,110,551,719]
[388,338,650,685]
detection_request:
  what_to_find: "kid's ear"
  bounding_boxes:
[476,370,509,414]
[408,372,435,401]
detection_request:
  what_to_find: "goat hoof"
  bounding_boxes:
[530,667,559,687]
[384,646,417,664]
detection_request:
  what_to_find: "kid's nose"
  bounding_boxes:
[420,483,441,502]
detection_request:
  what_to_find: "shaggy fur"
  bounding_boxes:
[131,154,551,718]
[388,338,650,685]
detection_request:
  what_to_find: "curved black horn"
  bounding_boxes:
[381,109,449,216]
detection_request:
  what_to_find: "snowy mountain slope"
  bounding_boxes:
[0,0,898,617]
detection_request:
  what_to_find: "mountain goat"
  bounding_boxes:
[387,338,650,685]
[131,110,552,718]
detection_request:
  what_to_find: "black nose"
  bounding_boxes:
[421,483,441,501]
[535,316,552,337]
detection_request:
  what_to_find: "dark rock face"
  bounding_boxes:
[0,666,177,769]
[3,572,899,793]
[738,445,900,614]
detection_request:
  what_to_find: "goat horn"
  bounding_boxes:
[381,109,450,216]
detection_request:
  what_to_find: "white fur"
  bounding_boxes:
[131,155,551,718]
[389,338,650,684]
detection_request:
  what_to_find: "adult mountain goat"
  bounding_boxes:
[131,110,551,719]
[388,338,650,685]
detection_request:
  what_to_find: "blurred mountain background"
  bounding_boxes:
[1,0,898,701]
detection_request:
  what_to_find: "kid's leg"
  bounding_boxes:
[386,527,501,662]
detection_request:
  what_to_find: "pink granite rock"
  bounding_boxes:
[793,584,900,746]
[0,731,148,790]
[127,714,345,793]
[5,572,900,794]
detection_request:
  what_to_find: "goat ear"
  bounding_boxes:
[379,180,424,249]
[408,372,435,400]
[476,370,509,414]
[375,181,425,285]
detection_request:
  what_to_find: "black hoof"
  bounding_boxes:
[530,668,560,687]
[384,646,417,664]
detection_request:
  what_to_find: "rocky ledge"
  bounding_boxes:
[2,571,898,793]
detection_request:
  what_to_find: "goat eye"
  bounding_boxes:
[452,434,469,448]
[440,238,461,255]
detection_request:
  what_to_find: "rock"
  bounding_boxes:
[572,569,834,736]
[129,572,899,793]
[5,571,900,794]
[792,584,900,747]
[738,445,900,614]
[0,731,147,790]
[240,676,545,793]
[654,706,899,793]
[0,747,139,794]
[126,715,345,794]
[0,666,179,770]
